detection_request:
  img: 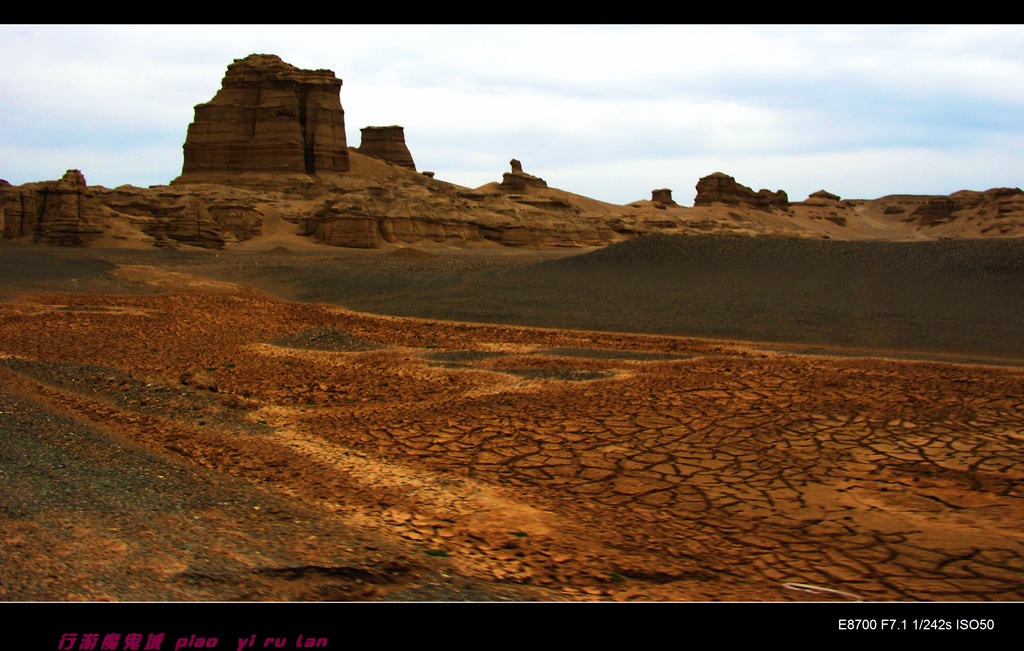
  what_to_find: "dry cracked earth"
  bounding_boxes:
[1,245,1023,602]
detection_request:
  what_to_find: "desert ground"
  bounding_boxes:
[1,235,1022,601]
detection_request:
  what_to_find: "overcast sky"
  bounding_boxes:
[2,25,1022,205]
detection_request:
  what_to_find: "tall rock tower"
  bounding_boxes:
[357,126,417,171]
[180,54,349,177]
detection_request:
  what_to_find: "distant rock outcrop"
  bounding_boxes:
[357,126,416,171]
[94,187,227,249]
[146,197,224,249]
[0,180,17,239]
[809,190,841,202]
[500,159,548,192]
[651,189,676,205]
[797,190,848,226]
[3,170,104,246]
[694,172,789,212]
[179,54,349,177]
[911,187,1024,231]
[7,54,1022,250]
[95,184,264,247]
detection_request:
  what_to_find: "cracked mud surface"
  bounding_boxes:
[1,240,1022,601]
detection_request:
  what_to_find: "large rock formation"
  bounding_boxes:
[179,54,349,177]
[3,170,105,245]
[357,126,416,170]
[694,172,789,212]
[292,151,637,249]
[499,159,548,192]
[651,189,676,205]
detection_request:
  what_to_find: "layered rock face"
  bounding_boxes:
[694,172,789,212]
[180,54,349,177]
[295,152,632,249]
[142,197,225,249]
[357,126,416,170]
[0,180,17,239]
[911,187,1024,232]
[94,187,227,249]
[3,170,104,245]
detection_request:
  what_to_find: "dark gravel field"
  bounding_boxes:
[2,234,1022,360]
[467,235,1024,361]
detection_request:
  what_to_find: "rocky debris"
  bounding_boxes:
[2,170,105,246]
[358,126,417,171]
[500,159,549,192]
[651,189,676,206]
[694,172,789,212]
[269,326,382,352]
[179,366,218,392]
[178,54,349,178]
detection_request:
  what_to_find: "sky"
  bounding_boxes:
[1,24,1022,206]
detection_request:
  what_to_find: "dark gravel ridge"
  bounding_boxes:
[3,235,1022,360]
[343,235,1024,361]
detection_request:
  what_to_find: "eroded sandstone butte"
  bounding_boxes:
[357,126,417,171]
[179,54,349,178]
[694,171,789,212]
[2,170,104,246]
[3,53,1023,250]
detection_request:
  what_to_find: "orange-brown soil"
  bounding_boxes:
[2,255,1022,601]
